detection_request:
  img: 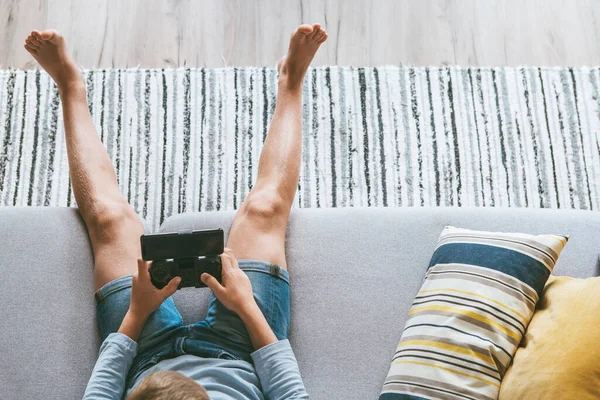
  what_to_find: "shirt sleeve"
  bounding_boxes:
[251,339,309,399]
[82,333,138,400]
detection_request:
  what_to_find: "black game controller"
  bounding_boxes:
[140,229,224,290]
[149,256,222,289]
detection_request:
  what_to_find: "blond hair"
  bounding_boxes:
[127,371,209,400]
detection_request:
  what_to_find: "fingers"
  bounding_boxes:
[162,276,182,298]
[219,249,236,272]
[221,247,239,269]
[201,273,224,296]
[223,247,236,258]
[220,252,232,271]
[137,259,151,279]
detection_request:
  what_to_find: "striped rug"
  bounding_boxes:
[1,67,599,231]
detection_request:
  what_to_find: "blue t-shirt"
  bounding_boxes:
[83,333,308,399]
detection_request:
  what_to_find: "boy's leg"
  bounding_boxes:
[25,30,142,291]
[226,24,328,269]
[25,31,182,346]
[190,24,327,360]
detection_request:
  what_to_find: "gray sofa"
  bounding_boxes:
[1,206,599,400]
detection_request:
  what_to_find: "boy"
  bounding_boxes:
[24,22,327,399]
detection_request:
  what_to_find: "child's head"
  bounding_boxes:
[127,371,209,400]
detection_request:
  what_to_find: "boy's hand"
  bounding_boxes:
[118,259,180,342]
[129,258,181,321]
[201,248,278,350]
[201,248,257,316]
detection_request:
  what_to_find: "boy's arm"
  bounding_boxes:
[239,304,308,399]
[201,249,308,399]
[251,339,308,399]
[82,332,138,400]
[238,302,278,349]
[84,260,180,399]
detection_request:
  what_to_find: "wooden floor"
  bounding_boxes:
[2,0,600,69]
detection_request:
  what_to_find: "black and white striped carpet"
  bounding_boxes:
[1,67,599,231]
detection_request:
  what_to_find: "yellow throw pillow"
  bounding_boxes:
[499,275,600,399]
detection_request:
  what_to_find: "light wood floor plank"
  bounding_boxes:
[1,0,600,68]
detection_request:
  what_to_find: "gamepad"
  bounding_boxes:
[140,228,224,290]
[149,256,222,289]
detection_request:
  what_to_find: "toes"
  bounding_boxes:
[27,31,45,47]
[25,39,39,49]
[24,44,37,54]
[27,37,40,47]
[40,29,59,41]
[310,24,322,38]
[297,24,313,35]
[311,30,327,43]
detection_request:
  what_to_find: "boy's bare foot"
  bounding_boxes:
[24,30,83,94]
[277,23,328,91]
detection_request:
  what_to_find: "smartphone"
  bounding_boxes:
[140,228,224,261]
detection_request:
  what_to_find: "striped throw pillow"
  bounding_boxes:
[380,226,568,400]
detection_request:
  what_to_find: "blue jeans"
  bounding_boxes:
[94,259,291,389]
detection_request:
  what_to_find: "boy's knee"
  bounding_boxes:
[85,200,144,243]
[241,189,288,226]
